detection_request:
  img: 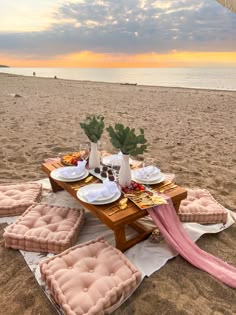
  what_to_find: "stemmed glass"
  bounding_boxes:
[98,141,107,165]
[111,156,122,182]
[79,143,89,164]
[143,157,154,180]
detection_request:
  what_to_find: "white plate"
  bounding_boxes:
[132,172,166,185]
[79,183,117,202]
[50,168,89,182]
[56,166,86,180]
[133,168,161,181]
[102,154,133,166]
[77,184,121,205]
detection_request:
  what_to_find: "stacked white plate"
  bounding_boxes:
[77,183,121,205]
[50,166,89,182]
[102,154,133,166]
[132,167,165,185]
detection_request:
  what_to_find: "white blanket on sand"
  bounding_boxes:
[1,178,235,314]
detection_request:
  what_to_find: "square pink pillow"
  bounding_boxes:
[4,203,84,253]
[40,238,142,315]
[179,189,228,224]
[0,182,42,216]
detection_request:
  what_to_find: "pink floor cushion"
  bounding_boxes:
[40,238,142,315]
[4,203,84,253]
[179,189,228,224]
[0,182,42,217]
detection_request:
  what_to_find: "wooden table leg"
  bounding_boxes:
[114,227,127,252]
[49,177,64,193]
[174,200,181,212]
[114,222,153,252]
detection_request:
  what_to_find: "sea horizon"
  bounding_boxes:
[1,67,236,91]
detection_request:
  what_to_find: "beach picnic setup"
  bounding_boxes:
[1,115,236,315]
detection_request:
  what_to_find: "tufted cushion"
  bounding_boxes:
[0,182,42,217]
[179,189,228,224]
[40,238,142,315]
[4,203,84,253]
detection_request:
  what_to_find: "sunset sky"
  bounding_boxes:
[1,0,236,68]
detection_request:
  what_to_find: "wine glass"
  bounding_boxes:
[111,156,122,182]
[143,156,154,180]
[79,143,89,163]
[98,141,107,165]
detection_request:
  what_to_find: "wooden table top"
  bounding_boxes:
[42,160,187,231]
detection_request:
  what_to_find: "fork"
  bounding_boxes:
[109,207,127,216]
[72,179,99,190]
[159,185,177,193]
[151,181,172,192]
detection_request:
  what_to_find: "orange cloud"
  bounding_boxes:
[1,51,236,67]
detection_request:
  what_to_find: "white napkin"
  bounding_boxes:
[83,182,118,202]
[103,153,122,165]
[134,166,160,180]
[103,152,133,165]
[58,161,86,179]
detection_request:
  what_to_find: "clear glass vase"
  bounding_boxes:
[119,153,132,187]
[89,142,100,169]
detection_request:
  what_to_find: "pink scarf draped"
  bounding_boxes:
[147,200,236,288]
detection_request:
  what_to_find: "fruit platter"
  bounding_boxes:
[121,181,167,210]
[61,152,81,166]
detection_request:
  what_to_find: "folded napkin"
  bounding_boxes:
[103,153,122,165]
[134,166,160,180]
[83,182,118,202]
[58,161,86,179]
[103,152,133,166]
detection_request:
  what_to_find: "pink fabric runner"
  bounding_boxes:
[147,200,236,288]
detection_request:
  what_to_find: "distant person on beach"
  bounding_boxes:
[54,75,57,79]
[33,72,36,76]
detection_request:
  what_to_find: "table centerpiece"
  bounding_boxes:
[80,115,105,168]
[106,123,148,187]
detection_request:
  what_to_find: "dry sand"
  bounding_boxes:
[0,73,236,314]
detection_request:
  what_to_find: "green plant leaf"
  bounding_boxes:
[106,123,149,156]
[80,115,105,143]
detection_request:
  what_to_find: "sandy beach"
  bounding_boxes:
[0,72,236,314]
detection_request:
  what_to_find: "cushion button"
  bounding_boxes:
[69,266,72,269]
[89,269,93,273]
[110,273,114,276]
[83,288,88,292]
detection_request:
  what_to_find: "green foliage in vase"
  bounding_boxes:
[80,115,105,143]
[106,123,148,156]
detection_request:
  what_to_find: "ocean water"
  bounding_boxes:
[1,67,236,91]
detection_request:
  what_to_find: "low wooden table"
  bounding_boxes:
[42,161,187,252]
